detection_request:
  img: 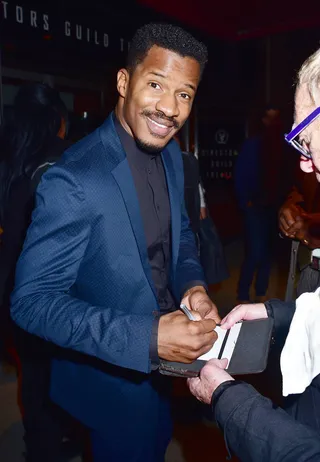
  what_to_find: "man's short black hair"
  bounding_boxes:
[127,23,208,75]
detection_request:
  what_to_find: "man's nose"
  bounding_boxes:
[155,93,180,119]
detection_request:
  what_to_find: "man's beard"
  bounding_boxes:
[135,137,165,154]
[134,110,180,154]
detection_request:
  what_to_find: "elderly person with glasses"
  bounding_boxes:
[281,92,320,250]
[187,48,320,462]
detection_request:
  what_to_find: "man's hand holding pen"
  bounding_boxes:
[157,286,219,363]
[181,285,221,323]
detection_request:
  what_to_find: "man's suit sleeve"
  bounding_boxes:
[214,382,320,462]
[11,166,154,374]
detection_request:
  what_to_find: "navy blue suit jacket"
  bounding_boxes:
[11,114,205,432]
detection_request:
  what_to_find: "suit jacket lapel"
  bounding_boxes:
[112,161,154,285]
[161,147,180,272]
[100,115,156,298]
[100,114,181,294]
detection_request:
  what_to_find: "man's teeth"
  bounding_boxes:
[149,118,169,129]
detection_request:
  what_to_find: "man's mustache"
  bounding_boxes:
[142,110,180,130]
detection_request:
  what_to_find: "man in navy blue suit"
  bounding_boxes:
[11,23,219,461]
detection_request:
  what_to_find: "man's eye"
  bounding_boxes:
[180,93,191,100]
[149,82,160,90]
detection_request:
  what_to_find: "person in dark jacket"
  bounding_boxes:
[188,300,320,462]
[187,46,320,461]
[234,107,286,304]
[0,83,72,462]
[175,134,229,286]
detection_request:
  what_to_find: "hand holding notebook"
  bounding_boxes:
[159,304,274,378]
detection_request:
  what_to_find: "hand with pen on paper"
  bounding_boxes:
[181,285,221,323]
[157,286,220,364]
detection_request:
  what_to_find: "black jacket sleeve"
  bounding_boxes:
[265,299,296,346]
[214,382,320,462]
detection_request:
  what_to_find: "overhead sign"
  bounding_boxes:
[1,1,130,52]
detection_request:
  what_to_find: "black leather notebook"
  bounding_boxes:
[159,318,274,378]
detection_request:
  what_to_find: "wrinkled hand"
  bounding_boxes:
[187,358,233,404]
[279,201,304,238]
[181,286,221,323]
[220,303,267,330]
[158,310,217,363]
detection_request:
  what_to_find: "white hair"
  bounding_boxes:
[298,48,320,105]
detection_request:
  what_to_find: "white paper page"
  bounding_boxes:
[198,326,227,361]
[222,322,242,362]
[198,323,242,362]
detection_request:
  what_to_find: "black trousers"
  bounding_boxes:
[14,327,64,462]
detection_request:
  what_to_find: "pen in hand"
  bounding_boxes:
[180,303,197,321]
[180,303,221,326]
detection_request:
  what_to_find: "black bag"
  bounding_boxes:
[198,215,229,285]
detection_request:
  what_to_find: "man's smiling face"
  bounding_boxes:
[116,45,201,153]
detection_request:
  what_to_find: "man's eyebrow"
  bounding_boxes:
[148,71,166,79]
[148,71,196,92]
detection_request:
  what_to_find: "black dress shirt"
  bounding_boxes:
[115,116,176,364]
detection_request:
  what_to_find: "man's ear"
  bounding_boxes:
[300,157,314,174]
[117,68,130,98]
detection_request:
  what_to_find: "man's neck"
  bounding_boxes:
[114,105,133,139]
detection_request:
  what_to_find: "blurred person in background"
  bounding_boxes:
[174,133,202,235]
[235,106,286,303]
[279,167,320,300]
[176,134,229,287]
[0,83,77,462]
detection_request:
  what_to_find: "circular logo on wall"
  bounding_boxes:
[215,129,229,145]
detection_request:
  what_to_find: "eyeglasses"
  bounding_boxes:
[285,106,320,159]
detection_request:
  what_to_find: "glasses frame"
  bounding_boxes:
[285,106,320,159]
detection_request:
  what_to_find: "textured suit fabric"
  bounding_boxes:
[11,114,205,460]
